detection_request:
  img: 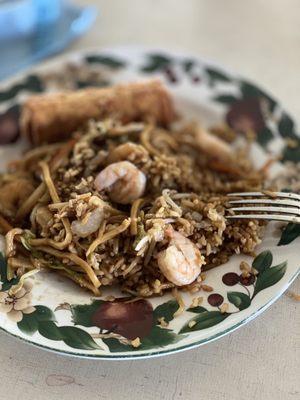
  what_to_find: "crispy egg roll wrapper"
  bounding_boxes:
[21,80,177,145]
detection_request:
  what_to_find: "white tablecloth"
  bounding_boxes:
[1,1,299,399]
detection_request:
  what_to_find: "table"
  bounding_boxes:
[1,1,299,399]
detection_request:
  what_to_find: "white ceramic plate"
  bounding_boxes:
[0,46,299,359]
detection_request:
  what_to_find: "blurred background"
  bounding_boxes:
[0,2,299,400]
[0,0,299,119]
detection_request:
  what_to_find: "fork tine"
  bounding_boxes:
[228,199,300,208]
[228,191,300,201]
[226,192,300,224]
[230,206,300,216]
[227,214,300,223]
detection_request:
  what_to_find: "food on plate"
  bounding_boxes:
[21,80,176,145]
[0,80,265,297]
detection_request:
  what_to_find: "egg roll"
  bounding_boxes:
[21,80,176,145]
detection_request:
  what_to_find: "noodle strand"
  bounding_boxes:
[30,161,73,250]
[34,245,101,288]
[130,198,144,235]
[16,183,46,220]
[87,218,131,256]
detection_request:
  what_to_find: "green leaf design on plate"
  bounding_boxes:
[0,278,19,292]
[187,306,207,314]
[0,253,7,281]
[281,145,300,162]
[182,59,196,73]
[278,113,300,161]
[58,326,101,350]
[85,55,126,68]
[256,126,274,146]
[179,311,229,334]
[18,305,102,350]
[103,325,183,352]
[206,67,231,85]
[213,94,239,104]
[102,338,129,352]
[17,306,55,335]
[76,80,110,89]
[71,300,104,327]
[0,253,19,291]
[253,261,287,297]
[153,300,179,324]
[33,305,56,322]
[252,250,273,273]
[141,53,172,72]
[139,325,182,350]
[278,113,299,140]
[278,223,300,246]
[0,75,43,103]
[38,321,64,340]
[227,292,251,311]
[239,81,276,111]
[17,313,39,335]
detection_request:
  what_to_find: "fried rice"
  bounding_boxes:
[0,118,266,297]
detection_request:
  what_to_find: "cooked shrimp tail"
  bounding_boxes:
[94,161,146,204]
[157,227,204,286]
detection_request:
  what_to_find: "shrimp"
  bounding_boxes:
[195,126,232,163]
[71,207,104,238]
[107,142,148,164]
[157,227,204,286]
[94,161,146,204]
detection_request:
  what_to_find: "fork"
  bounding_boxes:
[226,192,300,224]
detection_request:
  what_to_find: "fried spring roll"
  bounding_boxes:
[21,80,177,145]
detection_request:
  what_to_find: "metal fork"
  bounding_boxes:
[226,192,300,224]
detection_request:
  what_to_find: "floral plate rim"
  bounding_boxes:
[0,46,299,360]
[0,267,298,360]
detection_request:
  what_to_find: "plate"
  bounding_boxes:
[0,46,299,360]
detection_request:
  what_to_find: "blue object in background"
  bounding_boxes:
[0,0,97,80]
